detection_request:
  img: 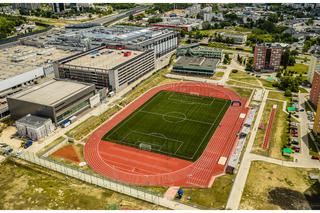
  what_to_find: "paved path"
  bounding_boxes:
[226,89,269,210]
[226,89,320,210]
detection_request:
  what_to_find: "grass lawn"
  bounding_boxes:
[299,87,309,93]
[268,91,291,102]
[252,100,290,160]
[228,71,262,88]
[0,159,165,210]
[228,86,253,99]
[65,106,121,141]
[103,91,230,161]
[37,136,66,156]
[259,79,276,89]
[215,71,224,78]
[286,63,309,75]
[240,161,320,210]
[179,174,234,209]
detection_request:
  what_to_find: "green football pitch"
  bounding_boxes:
[103,91,231,162]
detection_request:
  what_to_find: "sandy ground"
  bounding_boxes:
[240,161,319,210]
[0,159,166,210]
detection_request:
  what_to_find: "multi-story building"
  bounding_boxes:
[12,3,41,10]
[52,3,66,13]
[185,4,201,17]
[7,79,97,125]
[47,26,178,58]
[55,46,155,92]
[308,56,320,83]
[313,102,320,134]
[151,17,203,32]
[0,45,75,119]
[173,43,223,76]
[253,43,282,71]
[310,70,320,107]
[218,32,247,44]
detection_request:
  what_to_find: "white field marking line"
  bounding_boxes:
[105,91,227,160]
[168,92,214,106]
[131,130,184,144]
[130,130,185,156]
[161,112,187,123]
[140,110,212,125]
[105,91,165,139]
[188,100,231,160]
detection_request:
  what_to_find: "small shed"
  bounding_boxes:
[287,107,296,112]
[282,147,294,156]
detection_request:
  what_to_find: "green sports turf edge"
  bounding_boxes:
[102,91,231,162]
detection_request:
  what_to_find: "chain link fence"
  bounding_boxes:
[18,151,197,210]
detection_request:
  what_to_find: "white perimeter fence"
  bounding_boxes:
[17,152,198,210]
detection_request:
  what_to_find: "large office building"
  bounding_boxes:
[151,17,203,32]
[7,79,97,125]
[253,43,282,71]
[45,26,178,58]
[173,43,223,75]
[55,46,155,91]
[0,45,75,119]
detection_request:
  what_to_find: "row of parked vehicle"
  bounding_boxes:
[288,122,300,153]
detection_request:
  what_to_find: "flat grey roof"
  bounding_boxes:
[65,48,143,70]
[175,56,219,68]
[10,79,93,106]
[16,114,51,128]
[0,45,75,80]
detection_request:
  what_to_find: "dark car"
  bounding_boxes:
[311,156,320,160]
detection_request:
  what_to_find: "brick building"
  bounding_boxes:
[310,71,320,107]
[253,43,282,71]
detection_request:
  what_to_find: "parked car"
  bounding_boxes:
[292,146,300,152]
[311,156,320,160]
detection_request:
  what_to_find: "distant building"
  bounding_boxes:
[185,4,201,17]
[173,43,223,75]
[200,6,212,14]
[203,13,214,22]
[52,3,66,13]
[16,114,55,141]
[310,70,320,107]
[151,17,203,32]
[253,43,282,71]
[8,79,96,125]
[218,32,247,44]
[13,3,40,10]
[45,26,178,58]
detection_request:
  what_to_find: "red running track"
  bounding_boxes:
[84,82,248,187]
[262,105,277,150]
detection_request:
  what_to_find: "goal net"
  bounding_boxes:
[139,143,152,151]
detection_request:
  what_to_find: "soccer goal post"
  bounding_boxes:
[139,143,152,151]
